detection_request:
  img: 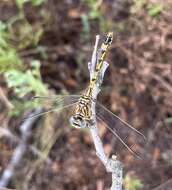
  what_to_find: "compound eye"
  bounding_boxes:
[76,116,83,121]
[70,115,87,128]
[105,37,112,44]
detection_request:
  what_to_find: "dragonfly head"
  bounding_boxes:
[70,114,87,128]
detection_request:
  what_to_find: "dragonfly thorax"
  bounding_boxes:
[70,95,92,128]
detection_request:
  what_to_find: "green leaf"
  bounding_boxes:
[16,0,29,9]
[81,14,90,39]
[0,21,7,31]
[9,98,42,116]
[89,9,101,19]
[124,174,143,190]
[165,117,172,124]
[131,0,146,14]
[147,4,163,17]
[0,49,22,73]
[5,61,47,98]
[31,0,46,6]
[16,0,46,9]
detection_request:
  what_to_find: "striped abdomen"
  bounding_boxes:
[95,32,113,72]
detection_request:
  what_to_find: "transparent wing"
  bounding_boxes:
[24,95,80,120]
[32,94,80,103]
[96,101,146,159]
[22,95,80,163]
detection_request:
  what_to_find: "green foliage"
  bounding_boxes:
[16,0,28,10]
[0,21,9,47]
[0,1,47,116]
[165,117,172,124]
[16,0,46,9]
[7,14,43,50]
[81,14,90,39]
[5,60,47,116]
[9,98,41,116]
[131,0,163,17]
[0,18,43,72]
[147,3,163,17]
[81,0,110,38]
[81,0,100,39]
[31,0,47,6]
[0,21,22,72]
[124,174,143,190]
[82,0,100,18]
[35,46,48,60]
[5,60,47,98]
[131,0,146,14]
[0,49,22,72]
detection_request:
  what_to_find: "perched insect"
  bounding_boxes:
[70,32,113,129]
[28,32,146,158]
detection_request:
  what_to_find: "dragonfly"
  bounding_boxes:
[28,32,146,158]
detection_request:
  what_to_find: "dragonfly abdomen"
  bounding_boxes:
[95,32,113,72]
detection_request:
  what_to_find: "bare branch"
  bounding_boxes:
[87,35,123,190]
[0,108,42,188]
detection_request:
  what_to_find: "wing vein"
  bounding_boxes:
[24,102,77,120]
[97,116,142,159]
[96,102,146,141]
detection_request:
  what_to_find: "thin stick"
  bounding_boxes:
[0,108,42,188]
[87,34,123,190]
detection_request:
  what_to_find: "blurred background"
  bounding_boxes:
[0,0,172,190]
